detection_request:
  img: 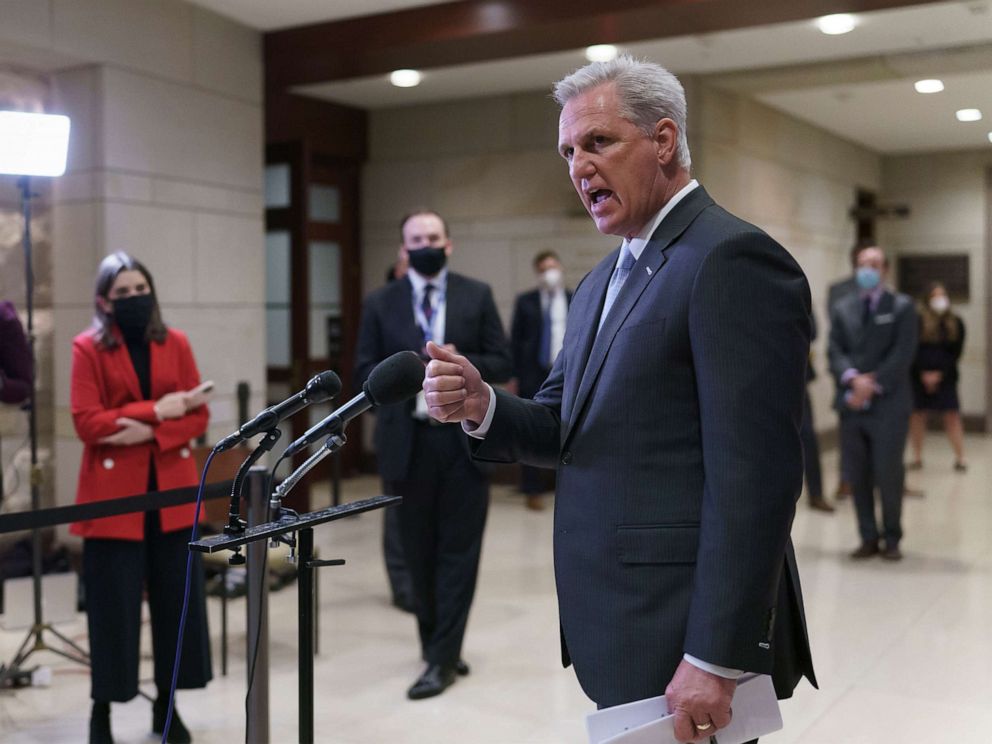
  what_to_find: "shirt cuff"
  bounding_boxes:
[463,385,496,439]
[841,368,859,386]
[683,653,744,680]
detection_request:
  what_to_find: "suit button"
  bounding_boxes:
[560,451,572,465]
[102,458,114,470]
[180,447,190,458]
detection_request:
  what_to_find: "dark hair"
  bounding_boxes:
[532,250,560,270]
[399,210,449,241]
[851,238,879,268]
[91,251,167,348]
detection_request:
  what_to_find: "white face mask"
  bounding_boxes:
[540,267,563,289]
[929,296,950,314]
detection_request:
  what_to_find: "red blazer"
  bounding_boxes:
[70,326,209,540]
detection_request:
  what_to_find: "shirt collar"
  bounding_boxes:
[620,179,699,264]
[408,266,448,296]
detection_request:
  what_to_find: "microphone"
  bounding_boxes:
[214,370,342,452]
[283,351,425,458]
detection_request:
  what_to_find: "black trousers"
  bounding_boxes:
[841,412,909,545]
[395,423,488,667]
[83,510,212,702]
[381,480,413,606]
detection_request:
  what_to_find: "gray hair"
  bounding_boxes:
[553,54,691,170]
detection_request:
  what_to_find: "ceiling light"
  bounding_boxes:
[956,108,982,122]
[816,14,857,35]
[914,79,944,94]
[987,132,992,143]
[389,69,422,88]
[585,45,618,63]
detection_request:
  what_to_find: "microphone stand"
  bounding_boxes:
[189,429,399,744]
[222,428,282,565]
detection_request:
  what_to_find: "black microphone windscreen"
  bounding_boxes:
[307,370,342,402]
[366,351,426,406]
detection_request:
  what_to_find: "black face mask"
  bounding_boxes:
[407,247,447,278]
[111,294,154,340]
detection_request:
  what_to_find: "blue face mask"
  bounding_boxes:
[856,267,881,290]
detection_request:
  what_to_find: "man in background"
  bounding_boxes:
[509,251,570,510]
[828,244,917,561]
[355,210,511,700]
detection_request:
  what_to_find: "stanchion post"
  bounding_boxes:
[245,467,269,744]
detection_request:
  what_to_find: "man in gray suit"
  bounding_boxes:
[826,239,874,500]
[423,56,815,742]
[828,244,917,561]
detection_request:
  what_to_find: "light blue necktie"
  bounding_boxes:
[598,244,636,332]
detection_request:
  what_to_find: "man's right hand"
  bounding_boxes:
[423,341,491,426]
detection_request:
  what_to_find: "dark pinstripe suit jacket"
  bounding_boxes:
[827,289,917,416]
[355,272,511,482]
[474,187,817,707]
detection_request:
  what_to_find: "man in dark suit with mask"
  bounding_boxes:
[509,251,571,509]
[828,244,916,561]
[355,210,511,700]
[422,56,816,742]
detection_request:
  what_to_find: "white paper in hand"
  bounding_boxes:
[586,673,782,744]
[585,694,669,743]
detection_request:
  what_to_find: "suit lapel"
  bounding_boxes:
[562,256,613,426]
[395,277,424,350]
[563,187,714,445]
[110,330,143,401]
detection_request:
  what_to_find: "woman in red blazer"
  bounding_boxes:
[71,252,212,744]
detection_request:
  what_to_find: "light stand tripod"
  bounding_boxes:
[0,176,89,689]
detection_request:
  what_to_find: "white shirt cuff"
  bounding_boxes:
[683,653,744,680]
[463,385,496,439]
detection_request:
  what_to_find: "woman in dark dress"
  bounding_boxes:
[908,282,966,471]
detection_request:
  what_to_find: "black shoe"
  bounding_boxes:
[391,595,416,613]
[407,664,457,700]
[809,497,835,513]
[954,461,968,472]
[152,698,192,744]
[455,659,470,676]
[882,543,903,561]
[89,701,113,744]
[849,541,880,559]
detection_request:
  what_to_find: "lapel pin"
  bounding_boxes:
[645,266,653,276]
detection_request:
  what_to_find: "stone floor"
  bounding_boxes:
[0,431,988,743]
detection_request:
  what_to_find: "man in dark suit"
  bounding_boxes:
[509,251,571,509]
[828,244,917,561]
[355,210,511,700]
[826,240,873,501]
[423,56,815,742]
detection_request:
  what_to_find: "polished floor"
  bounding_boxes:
[0,431,989,743]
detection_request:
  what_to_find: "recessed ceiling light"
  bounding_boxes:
[956,108,982,122]
[914,79,944,94]
[389,69,422,88]
[585,45,618,62]
[816,14,857,35]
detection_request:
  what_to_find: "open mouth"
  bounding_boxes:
[588,188,613,206]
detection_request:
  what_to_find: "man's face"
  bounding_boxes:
[401,213,451,256]
[535,256,562,276]
[856,247,886,276]
[558,84,670,238]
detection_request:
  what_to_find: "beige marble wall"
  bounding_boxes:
[878,151,991,418]
[0,2,269,534]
